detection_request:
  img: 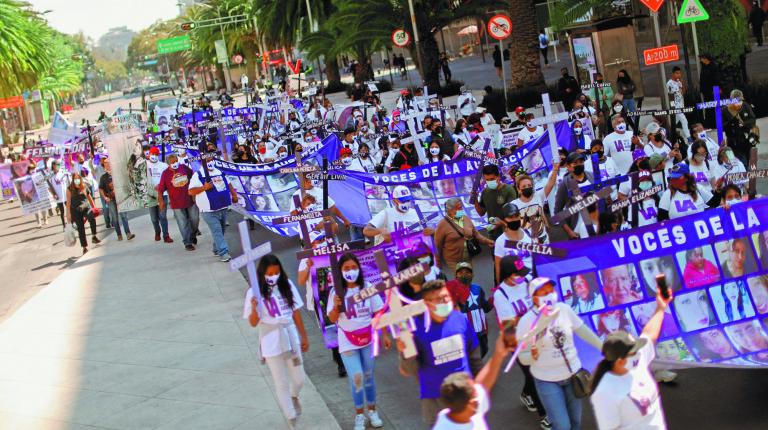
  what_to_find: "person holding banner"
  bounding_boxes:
[364,186,432,244]
[327,253,388,430]
[48,159,70,230]
[66,172,101,255]
[712,147,747,192]
[603,116,637,175]
[494,203,538,281]
[517,278,603,430]
[243,254,309,427]
[99,158,134,241]
[188,158,238,262]
[658,163,718,221]
[475,165,517,241]
[157,154,198,251]
[554,152,596,240]
[589,288,673,430]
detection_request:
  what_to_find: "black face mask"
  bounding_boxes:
[639,160,651,171]
[507,220,521,230]
[521,187,534,198]
[573,165,585,175]
[593,150,604,159]
[587,202,598,213]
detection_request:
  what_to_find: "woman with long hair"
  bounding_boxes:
[590,289,673,429]
[658,163,717,220]
[719,281,752,323]
[570,274,604,313]
[244,254,309,427]
[66,172,100,254]
[327,253,389,430]
[616,69,638,130]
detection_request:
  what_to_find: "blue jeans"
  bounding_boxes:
[149,195,169,236]
[107,200,131,236]
[173,206,200,246]
[201,209,229,256]
[534,377,582,430]
[100,195,112,227]
[339,344,377,409]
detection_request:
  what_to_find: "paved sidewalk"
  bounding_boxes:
[0,213,339,430]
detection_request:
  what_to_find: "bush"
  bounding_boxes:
[325,81,350,94]
[742,80,768,118]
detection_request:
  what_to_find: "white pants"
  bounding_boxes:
[675,112,691,140]
[265,351,305,420]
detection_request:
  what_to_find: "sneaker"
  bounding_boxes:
[154,233,161,241]
[163,235,174,243]
[353,413,366,430]
[117,235,123,241]
[219,253,232,262]
[520,394,537,412]
[368,410,383,428]
[126,233,135,240]
[185,244,195,251]
[540,416,552,430]
[92,236,101,244]
[291,397,302,416]
[37,223,43,229]
[654,369,678,383]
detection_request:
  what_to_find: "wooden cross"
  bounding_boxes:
[272,194,329,247]
[466,136,493,205]
[229,221,273,296]
[305,157,347,212]
[695,85,740,145]
[365,250,429,358]
[529,93,569,161]
[504,239,568,258]
[404,198,440,234]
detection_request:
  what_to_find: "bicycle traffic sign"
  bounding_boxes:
[677,0,709,24]
[487,14,512,41]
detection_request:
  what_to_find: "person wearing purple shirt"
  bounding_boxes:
[397,280,482,427]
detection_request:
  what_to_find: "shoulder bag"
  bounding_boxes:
[444,216,482,257]
[556,342,592,398]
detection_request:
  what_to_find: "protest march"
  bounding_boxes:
[3,1,768,430]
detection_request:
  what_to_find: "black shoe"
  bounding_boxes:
[185,244,195,251]
[192,237,198,245]
[337,364,347,378]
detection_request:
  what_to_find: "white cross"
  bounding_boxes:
[230,221,273,295]
[529,93,569,161]
[374,289,428,358]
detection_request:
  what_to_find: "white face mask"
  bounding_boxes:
[615,123,627,132]
[397,201,411,212]
[727,198,742,207]
[390,147,399,154]
[625,355,640,372]
[171,162,179,170]
[434,301,453,318]
[342,157,352,166]
[149,155,159,162]
[73,179,82,186]
[429,147,440,155]
[539,292,558,307]
[613,104,624,113]
[265,274,280,286]
[698,131,707,140]
[573,127,582,135]
[639,181,652,191]
[526,122,534,129]
[310,179,320,188]
[694,154,706,163]
[342,269,359,283]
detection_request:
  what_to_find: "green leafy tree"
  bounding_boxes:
[0,0,53,97]
[695,0,749,91]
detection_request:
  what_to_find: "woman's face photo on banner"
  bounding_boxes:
[251,194,278,212]
[631,301,679,339]
[559,272,605,313]
[724,319,768,354]
[751,231,768,270]
[674,290,717,332]
[685,328,739,362]
[599,263,644,306]
[434,178,456,197]
[247,175,267,194]
[709,281,756,323]
[638,255,683,296]
[677,245,721,289]
[593,308,636,340]
[747,275,768,315]
[656,337,695,362]
[715,238,758,279]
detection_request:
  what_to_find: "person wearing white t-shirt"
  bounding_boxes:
[687,140,716,195]
[516,114,544,148]
[494,202,541,282]
[48,160,71,229]
[243,254,309,426]
[146,147,171,242]
[511,171,559,242]
[618,171,660,227]
[603,116,637,174]
[690,123,720,161]
[666,67,691,141]
[590,290,674,430]
[658,163,716,220]
[642,122,672,160]
[431,335,514,430]
[363,185,434,244]
[517,278,603,430]
[327,253,388,430]
[711,146,747,191]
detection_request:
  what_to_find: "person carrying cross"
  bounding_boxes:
[473,164,517,241]
[364,185,434,245]
[290,175,352,235]
[554,152,597,240]
[397,279,483,427]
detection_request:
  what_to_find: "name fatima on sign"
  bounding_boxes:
[365,250,429,359]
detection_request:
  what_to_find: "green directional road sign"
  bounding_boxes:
[677,0,709,24]
[157,35,192,54]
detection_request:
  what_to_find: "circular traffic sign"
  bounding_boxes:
[392,29,411,47]
[487,14,512,41]
[232,54,244,65]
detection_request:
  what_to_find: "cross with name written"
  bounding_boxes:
[365,250,429,358]
[305,156,347,212]
[279,147,319,201]
[229,220,273,297]
[272,194,329,247]
[405,199,440,234]
[529,93,569,161]
[466,136,494,205]
[696,85,740,145]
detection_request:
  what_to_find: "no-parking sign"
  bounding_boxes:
[392,29,411,47]
[487,14,512,41]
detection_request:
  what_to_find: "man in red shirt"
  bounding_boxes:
[158,154,199,251]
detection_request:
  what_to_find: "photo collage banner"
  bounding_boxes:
[535,198,768,369]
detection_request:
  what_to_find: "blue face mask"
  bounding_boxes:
[455,210,465,219]
[486,180,498,190]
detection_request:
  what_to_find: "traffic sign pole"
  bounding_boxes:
[499,39,507,105]
[652,12,673,139]
[692,21,700,83]
[487,14,513,108]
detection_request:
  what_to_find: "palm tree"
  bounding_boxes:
[0,0,53,97]
[508,0,545,89]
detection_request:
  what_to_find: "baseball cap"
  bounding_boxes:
[632,149,648,161]
[515,106,525,114]
[668,162,690,179]
[455,262,473,273]
[149,147,160,155]
[501,202,520,218]
[340,147,353,156]
[499,255,529,279]
[645,122,661,135]
[528,277,555,298]
[602,331,648,361]
[392,185,412,202]
[648,153,666,170]
[565,152,586,164]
